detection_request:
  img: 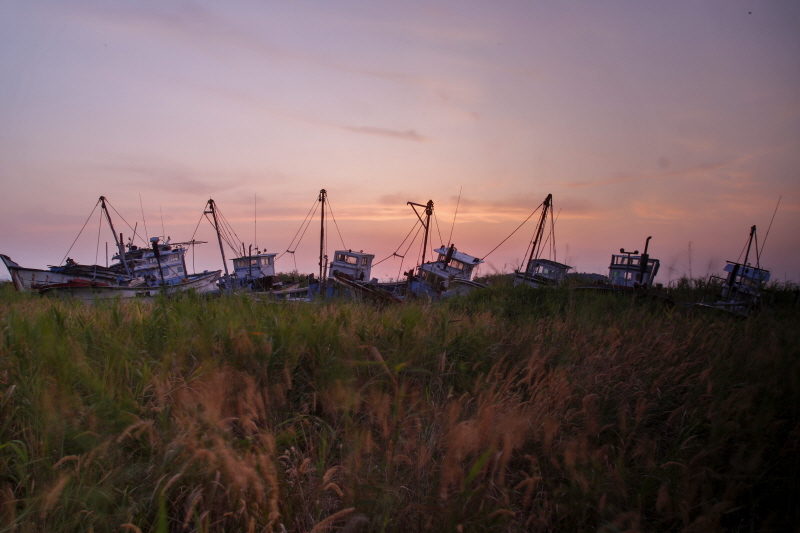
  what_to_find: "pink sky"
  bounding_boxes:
[2,1,799,283]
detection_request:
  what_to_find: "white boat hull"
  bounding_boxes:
[1,254,121,292]
[40,271,221,301]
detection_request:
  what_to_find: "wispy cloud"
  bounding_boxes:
[340,125,430,142]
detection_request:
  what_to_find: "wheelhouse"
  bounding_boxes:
[608,253,660,288]
[514,258,572,288]
[133,239,190,285]
[417,245,482,287]
[328,250,374,281]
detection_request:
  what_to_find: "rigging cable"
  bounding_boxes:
[325,196,347,250]
[433,210,444,251]
[60,199,101,266]
[373,219,421,266]
[447,186,462,248]
[278,196,320,261]
[282,201,320,261]
[106,200,148,247]
[480,202,544,261]
[139,194,150,241]
[759,194,781,258]
[397,222,424,280]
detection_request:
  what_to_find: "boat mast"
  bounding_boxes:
[205,199,229,277]
[526,194,552,269]
[408,199,434,268]
[319,189,327,284]
[99,196,132,277]
[743,225,756,268]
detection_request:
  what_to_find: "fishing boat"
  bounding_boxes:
[698,225,770,316]
[513,194,572,288]
[1,196,143,292]
[607,236,660,289]
[40,235,221,301]
[201,198,281,292]
[39,271,220,301]
[0,254,125,292]
[269,189,381,301]
[397,199,484,298]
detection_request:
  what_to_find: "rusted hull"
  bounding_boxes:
[1,254,121,292]
[40,271,221,301]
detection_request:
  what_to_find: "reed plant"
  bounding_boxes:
[0,282,798,531]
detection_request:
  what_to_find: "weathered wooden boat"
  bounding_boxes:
[607,236,660,289]
[513,194,572,288]
[39,270,221,301]
[396,199,484,299]
[41,235,221,300]
[697,225,770,316]
[202,198,281,292]
[1,254,124,292]
[1,196,142,291]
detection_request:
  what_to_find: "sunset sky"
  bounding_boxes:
[2,1,799,283]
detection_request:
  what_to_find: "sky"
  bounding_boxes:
[1,1,799,283]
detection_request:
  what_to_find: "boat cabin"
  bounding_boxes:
[232,252,276,280]
[328,250,374,281]
[608,253,660,288]
[712,261,770,310]
[418,245,482,288]
[514,258,572,288]
[133,238,190,285]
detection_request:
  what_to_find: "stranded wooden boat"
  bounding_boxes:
[513,194,572,288]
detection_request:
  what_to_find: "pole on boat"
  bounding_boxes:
[638,236,652,286]
[151,236,165,285]
[99,196,132,277]
[205,199,229,278]
[407,199,434,270]
[522,194,552,283]
[319,189,327,288]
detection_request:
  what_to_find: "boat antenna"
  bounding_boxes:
[254,192,257,250]
[447,186,462,248]
[139,193,150,240]
[759,194,781,258]
[160,206,166,240]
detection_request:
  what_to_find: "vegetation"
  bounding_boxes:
[1,281,798,532]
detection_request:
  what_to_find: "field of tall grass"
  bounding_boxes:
[1,281,798,532]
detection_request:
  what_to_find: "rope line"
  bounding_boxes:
[481,203,544,261]
[326,197,347,250]
[60,199,101,266]
[373,219,421,266]
[277,196,319,261]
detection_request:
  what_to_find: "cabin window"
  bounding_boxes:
[361,257,369,266]
[450,259,465,270]
[177,266,184,273]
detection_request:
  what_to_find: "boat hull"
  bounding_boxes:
[1,254,121,292]
[39,271,221,301]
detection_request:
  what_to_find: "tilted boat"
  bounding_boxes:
[40,235,221,300]
[513,194,572,288]
[396,199,484,299]
[608,236,660,289]
[698,225,770,316]
[1,254,124,292]
[202,198,281,292]
[1,196,138,292]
